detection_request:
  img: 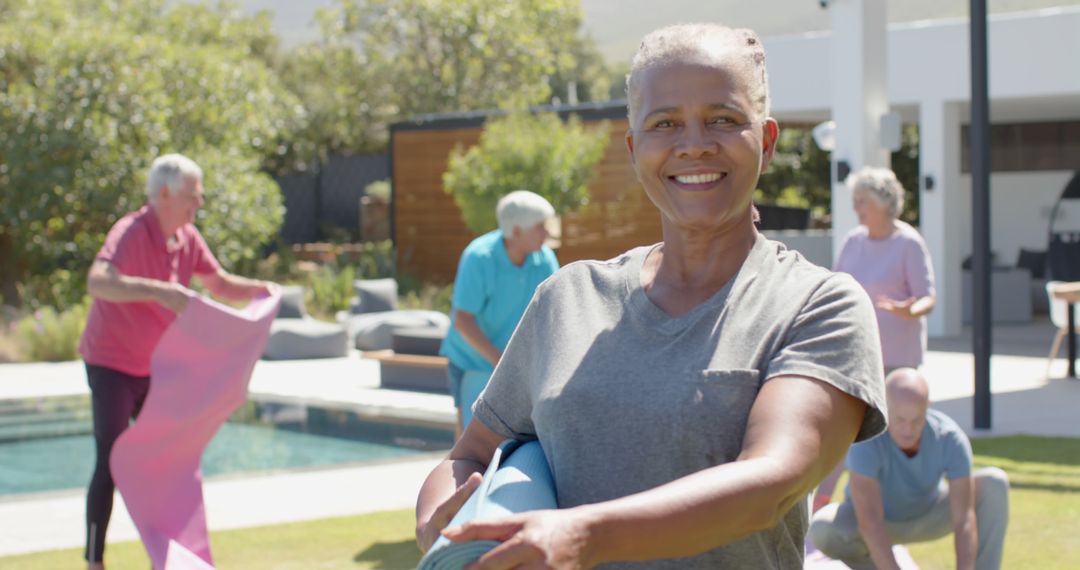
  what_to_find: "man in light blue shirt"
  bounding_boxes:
[810,368,1009,569]
[440,190,559,435]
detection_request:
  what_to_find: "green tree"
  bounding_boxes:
[546,32,614,105]
[325,0,593,117]
[755,124,921,227]
[756,127,832,219]
[270,10,397,169]
[0,0,295,308]
[443,112,610,233]
[270,0,612,167]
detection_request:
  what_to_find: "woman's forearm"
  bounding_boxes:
[454,310,502,366]
[580,457,808,565]
[416,458,485,533]
[910,295,935,318]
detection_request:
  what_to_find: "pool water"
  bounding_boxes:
[0,397,453,497]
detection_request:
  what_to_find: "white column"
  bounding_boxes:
[829,0,891,261]
[920,99,963,338]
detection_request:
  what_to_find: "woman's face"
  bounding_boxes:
[625,59,777,233]
[852,190,892,228]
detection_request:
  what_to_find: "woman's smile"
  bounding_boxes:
[668,171,729,191]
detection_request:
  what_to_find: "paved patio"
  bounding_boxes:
[0,321,1076,558]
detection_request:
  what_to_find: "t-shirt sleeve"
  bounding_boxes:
[943,426,974,480]
[765,273,888,442]
[905,235,936,299]
[190,226,221,275]
[470,284,548,440]
[98,218,139,273]
[451,250,489,316]
[846,439,883,479]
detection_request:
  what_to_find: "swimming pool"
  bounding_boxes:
[0,396,453,497]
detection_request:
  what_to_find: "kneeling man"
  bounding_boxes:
[810,368,1009,570]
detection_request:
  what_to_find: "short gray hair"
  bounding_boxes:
[846,166,905,219]
[626,23,770,127]
[496,191,555,238]
[146,153,203,201]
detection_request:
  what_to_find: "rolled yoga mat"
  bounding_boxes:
[459,370,491,428]
[417,439,557,570]
[111,291,280,569]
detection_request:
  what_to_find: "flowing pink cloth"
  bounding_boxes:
[111,291,280,569]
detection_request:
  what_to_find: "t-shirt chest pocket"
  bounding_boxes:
[680,368,762,463]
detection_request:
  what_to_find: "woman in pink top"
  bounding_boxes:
[815,166,937,511]
[834,167,936,370]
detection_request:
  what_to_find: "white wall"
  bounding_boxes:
[955,171,1077,266]
[764,7,1080,116]
[762,230,833,269]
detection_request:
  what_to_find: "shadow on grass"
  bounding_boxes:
[353,539,422,569]
[1008,480,1080,494]
[972,435,1080,467]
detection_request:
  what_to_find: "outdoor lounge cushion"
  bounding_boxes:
[111,290,280,569]
[263,318,349,360]
[349,278,398,314]
[418,439,555,570]
[344,310,450,351]
[391,326,446,356]
[276,285,307,319]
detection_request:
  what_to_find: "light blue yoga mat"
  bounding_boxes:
[417,439,557,570]
[460,370,490,428]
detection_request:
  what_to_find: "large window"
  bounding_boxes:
[961,120,1080,173]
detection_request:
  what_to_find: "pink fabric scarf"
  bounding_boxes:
[111,291,280,569]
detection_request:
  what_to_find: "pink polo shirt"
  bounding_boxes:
[79,205,220,377]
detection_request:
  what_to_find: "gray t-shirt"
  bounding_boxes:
[473,234,887,569]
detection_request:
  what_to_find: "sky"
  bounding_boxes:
[231,0,1080,62]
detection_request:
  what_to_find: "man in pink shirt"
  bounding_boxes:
[79,153,272,570]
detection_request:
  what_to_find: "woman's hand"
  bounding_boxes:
[876,296,917,319]
[444,508,596,570]
[417,472,483,552]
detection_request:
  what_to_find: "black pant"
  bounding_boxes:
[85,364,150,563]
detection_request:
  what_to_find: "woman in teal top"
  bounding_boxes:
[440,190,559,435]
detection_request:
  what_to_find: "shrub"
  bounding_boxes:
[13,299,90,362]
[0,1,299,308]
[303,264,356,321]
[443,112,610,234]
[399,282,454,315]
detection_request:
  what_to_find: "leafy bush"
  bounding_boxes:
[399,283,454,315]
[443,112,610,233]
[13,299,90,362]
[0,0,298,308]
[303,264,356,321]
[364,180,391,203]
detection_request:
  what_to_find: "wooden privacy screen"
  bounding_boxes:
[391,117,662,284]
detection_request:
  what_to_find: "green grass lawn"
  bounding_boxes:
[905,436,1080,569]
[3,436,1078,569]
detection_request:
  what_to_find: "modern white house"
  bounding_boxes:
[762,4,1080,337]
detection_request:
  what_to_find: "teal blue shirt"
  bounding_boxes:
[846,408,972,521]
[440,230,559,372]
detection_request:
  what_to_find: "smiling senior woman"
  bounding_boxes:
[415,23,888,569]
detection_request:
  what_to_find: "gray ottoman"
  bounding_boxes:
[263,319,349,360]
[344,310,450,351]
